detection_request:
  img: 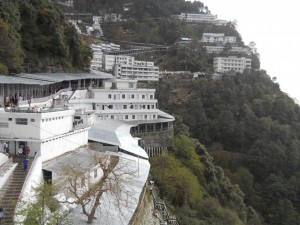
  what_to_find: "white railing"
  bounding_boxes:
[13,151,41,221]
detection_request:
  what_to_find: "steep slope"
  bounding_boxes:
[0,0,92,74]
[156,70,300,224]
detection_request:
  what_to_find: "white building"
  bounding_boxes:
[214,56,252,73]
[114,60,159,81]
[90,44,121,71]
[204,45,224,54]
[177,13,217,23]
[204,46,251,55]
[201,33,236,44]
[102,55,159,81]
[0,107,89,162]
[68,79,160,122]
[0,72,171,224]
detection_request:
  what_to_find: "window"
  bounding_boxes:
[129,82,134,88]
[81,177,85,187]
[94,169,98,178]
[108,94,111,99]
[123,105,127,109]
[144,115,148,119]
[150,95,153,99]
[142,95,145,99]
[132,115,135,119]
[131,94,134,99]
[111,115,114,119]
[151,105,155,109]
[153,115,156,119]
[8,118,12,121]
[30,119,35,122]
[122,94,125,99]
[125,115,128,119]
[16,118,28,125]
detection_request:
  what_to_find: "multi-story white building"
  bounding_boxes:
[213,56,251,73]
[177,13,217,23]
[201,33,236,44]
[68,79,161,121]
[90,44,121,71]
[204,46,251,55]
[102,55,159,81]
[114,60,159,81]
[204,45,224,54]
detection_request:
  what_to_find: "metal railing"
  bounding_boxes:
[0,157,13,177]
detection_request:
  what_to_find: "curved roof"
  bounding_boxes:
[89,120,148,159]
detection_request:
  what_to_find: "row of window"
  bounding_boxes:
[13,116,65,125]
[42,117,64,122]
[96,104,156,110]
[98,114,156,120]
[108,94,154,100]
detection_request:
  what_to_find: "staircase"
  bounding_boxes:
[0,156,33,225]
[151,186,180,225]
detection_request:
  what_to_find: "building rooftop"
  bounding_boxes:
[44,148,150,225]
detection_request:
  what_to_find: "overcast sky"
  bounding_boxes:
[200,0,300,101]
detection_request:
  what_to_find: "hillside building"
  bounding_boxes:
[201,33,236,44]
[102,55,159,81]
[213,56,251,73]
[177,13,217,23]
[204,46,251,55]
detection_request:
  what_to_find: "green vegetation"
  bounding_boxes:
[0,0,92,74]
[151,133,262,225]
[157,70,300,224]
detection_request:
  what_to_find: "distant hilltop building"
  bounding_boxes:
[214,56,251,73]
[177,13,216,23]
[201,33,236,44]
[175,13,228,26]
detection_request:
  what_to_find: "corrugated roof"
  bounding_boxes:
[0,72,113,85]
[17,72,113,82]
[0,75,54,85]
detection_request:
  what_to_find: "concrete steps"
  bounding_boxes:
[0,156,33,225]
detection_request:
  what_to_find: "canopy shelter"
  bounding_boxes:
[0,72,113,107]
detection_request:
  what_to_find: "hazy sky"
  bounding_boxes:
[201,0,300,101]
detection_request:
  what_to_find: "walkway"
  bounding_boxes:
[0,156,33,225]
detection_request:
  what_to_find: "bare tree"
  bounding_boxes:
[59,153,137,224]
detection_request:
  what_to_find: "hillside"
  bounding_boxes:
[0,0,91,74]
[2,0,300,224]
[156,71,300,225]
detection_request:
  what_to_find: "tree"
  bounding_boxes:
[59,154,136,224]
[16,182,72,225]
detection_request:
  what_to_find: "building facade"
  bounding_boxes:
[201,33,236,44]
[177,13,217,23]
[213,56,252,73]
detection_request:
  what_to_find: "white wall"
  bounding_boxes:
[41,129,89,162]
[0,110,75,140]
[40,110,75,139]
